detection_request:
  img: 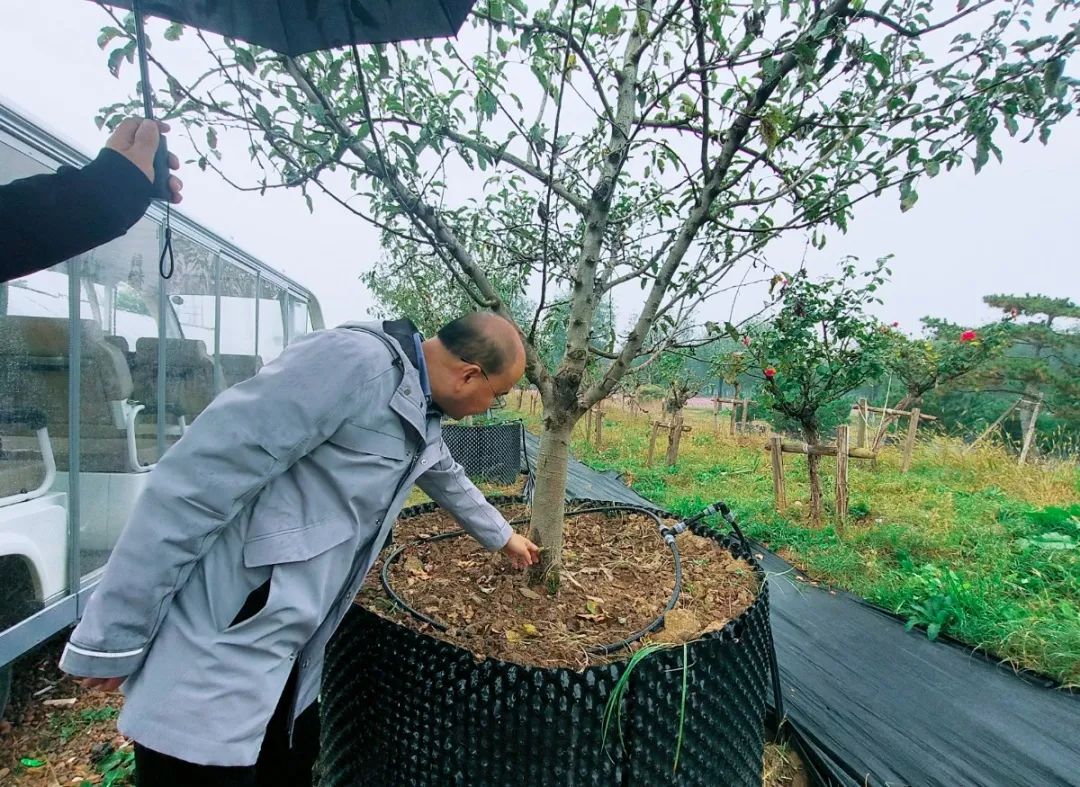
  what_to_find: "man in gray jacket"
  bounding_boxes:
[60,311,539,785]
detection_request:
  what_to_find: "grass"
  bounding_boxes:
[506,394,1080,686]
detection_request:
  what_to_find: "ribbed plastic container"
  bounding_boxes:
[321,499,771,786]
[441,422,523,484]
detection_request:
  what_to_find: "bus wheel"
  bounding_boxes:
[0,558,41,720]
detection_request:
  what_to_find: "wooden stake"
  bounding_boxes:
[901,407,921,473]
[1018,394,1043,465]
[769,436,787,512]
[647,421,662,467]
[835,425,849,530]
[740,400,749,433]
[594,406,603,448]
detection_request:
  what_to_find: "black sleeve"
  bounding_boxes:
[0,148,155,282]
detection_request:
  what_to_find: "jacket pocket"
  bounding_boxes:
[326,421,407,460]
[227,578,272,628]
[243,517,354,568]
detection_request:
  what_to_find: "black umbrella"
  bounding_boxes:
[104,0,478,57]
[98,0,478,196]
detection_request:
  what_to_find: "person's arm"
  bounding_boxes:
[414,440,539,567]
[60,329,387,681]
[0,119,181,282]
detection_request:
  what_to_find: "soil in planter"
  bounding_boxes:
[356,503,761,669]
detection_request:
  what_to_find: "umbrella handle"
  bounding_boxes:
[152,136,172,201]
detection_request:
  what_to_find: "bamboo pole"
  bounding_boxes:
[966,398,1021,452]
[856,397,868,449]
[901,407,921,473]
[769,436,787,512]
[853,403,938,421]
[764,441,876,460]
[835,425,849,529]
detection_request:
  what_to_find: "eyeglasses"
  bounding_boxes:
[459,355,506,409]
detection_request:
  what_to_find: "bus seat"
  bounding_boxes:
[0,315,134,472]
[103,334,136,369]
[217,353,263,389]
[132,337,215,422]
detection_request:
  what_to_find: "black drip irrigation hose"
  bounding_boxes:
[380,502,683,655]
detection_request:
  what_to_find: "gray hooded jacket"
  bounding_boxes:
[60,322,512,765]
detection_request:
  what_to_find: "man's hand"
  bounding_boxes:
[501,533,540,569]
[70,675,125,692]
[105,118,184,204]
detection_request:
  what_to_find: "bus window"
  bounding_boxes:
[75,218,165,574]
[130,234,216,442]
[288,296,310,344]
[257,277,285,363]
[217,259,259,390]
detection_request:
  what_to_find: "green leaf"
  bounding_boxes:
[924,159,940,177]
[253,104,273,128]
[97,26,124,50]
[863,51,890,79]
[973,138,990,173]
[899,180,918,212]
[496,37,509,56]
[235,48,257,75]
[107,47,126,78]
[1004,114,1019,137]
[163,22,183,41]
[604,6,622,34]
[819,42,843,77]
[927,622,941,641]
[206,127,217,150]
[1043,58,1064,95]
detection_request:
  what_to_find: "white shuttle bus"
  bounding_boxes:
[0,102,324,712]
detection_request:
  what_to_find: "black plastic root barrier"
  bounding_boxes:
[441,422,524,485]
[321,497,773,787]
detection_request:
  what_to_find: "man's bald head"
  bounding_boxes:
[435,312,523,376]
[424,312,526,419]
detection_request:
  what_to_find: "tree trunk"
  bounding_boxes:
[803,426,823,525]
[526,418,574,593]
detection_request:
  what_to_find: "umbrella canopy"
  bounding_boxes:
[94,0,477,202]
[100,0,478,55]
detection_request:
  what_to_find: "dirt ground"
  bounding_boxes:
[1,637,129,786]
[359,502,761,668]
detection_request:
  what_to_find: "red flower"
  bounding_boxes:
[960,330,977,343]
[764,367,777,379]
[741,335,751,347]
[891,321,900,328]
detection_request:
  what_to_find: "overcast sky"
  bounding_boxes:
[1,0,1077,335]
